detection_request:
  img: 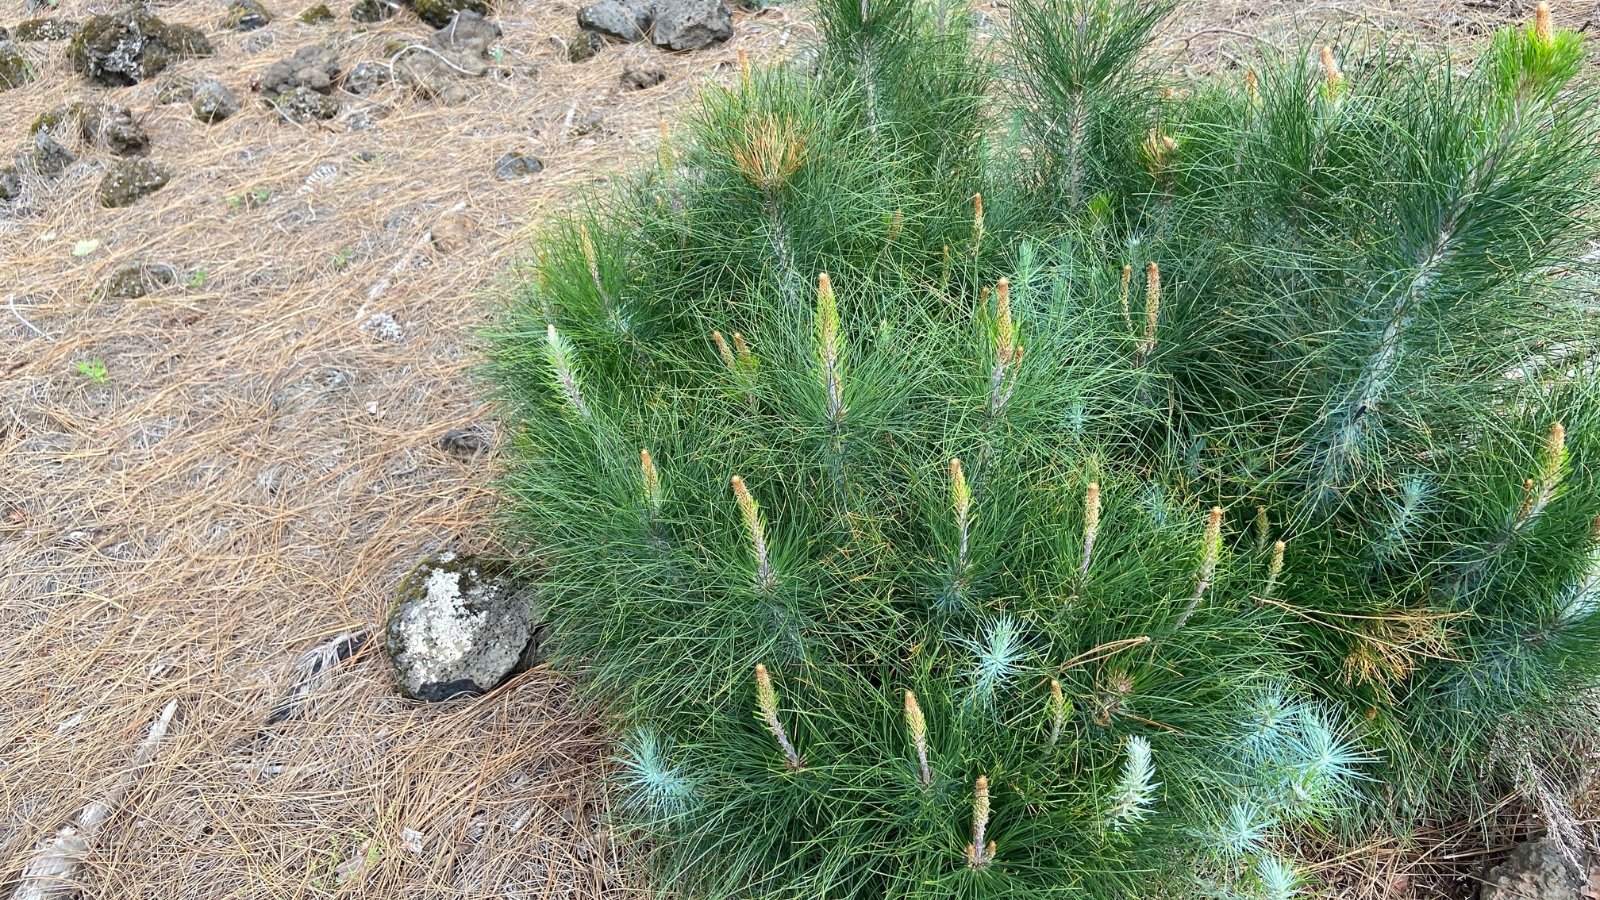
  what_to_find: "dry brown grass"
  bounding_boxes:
[2,0,1595,897]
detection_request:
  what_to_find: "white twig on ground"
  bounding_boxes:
[363,202,466,306]
[8,295,48,340]
[12,700,179,900]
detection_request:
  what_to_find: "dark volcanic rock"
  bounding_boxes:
[223,0,274,31]
[31,101,150,156]
[68,12,214,86]
[492,152,542,179]
[407,0,491,29]
[652,0,731,50]
[437,425,491,454]
[567,29,603,62]
[260,44,340,94]
[29,131,75,177]
[1480,838,1597,900]
[577,0,654,41]
[343,60,390,94]
[0,166,20,202]
[29,101,83,136]
[98,158,172,207]
[392,11,498,101]
[351,0,398,22]
[155,73,197,104]
[0,40,34,91]
[13,18,80,42]
[383,553,544,702]
[104,261,178,299]
[191,79,240,122]
[270,85,341,121]
[82,102,149,156]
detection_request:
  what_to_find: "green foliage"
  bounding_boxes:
[489,1,1600,896]
[75,358,109,384]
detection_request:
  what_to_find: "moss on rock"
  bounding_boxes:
[0,40,34,91]
[351,0,396,23]
[98,158,171,208]
[13,18,80,42]
[68,12,214,86]
[299,3,335,23]
[222,0,273,31]
[407,0,491,29]
[30,101,86,135]
[103,261,178,299]
[383,552,544,702]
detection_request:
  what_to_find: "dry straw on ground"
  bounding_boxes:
[1,0,1594,897]
[1,1,802,895]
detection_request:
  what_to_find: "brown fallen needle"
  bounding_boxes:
[11,699,179,900]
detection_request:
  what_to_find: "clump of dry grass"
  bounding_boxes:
[0,1,802,895]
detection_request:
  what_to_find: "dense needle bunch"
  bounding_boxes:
[489,0,1600,896]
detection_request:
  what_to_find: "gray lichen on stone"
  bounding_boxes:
[384,553,544,702]
[68,12,214,86]
[13,18,80,42]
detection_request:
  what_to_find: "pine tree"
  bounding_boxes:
[488,1,1600,895]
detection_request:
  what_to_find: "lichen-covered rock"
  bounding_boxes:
[29,131,75,177]
[343,60,389,94]
[103,261,177,299]
[0,40,34,91]
[82,102,149,156]
[155,73,197,104]
[270,84,340,121]
[260,44,340,94]
[1481,839,1599,900]
[406,0,490,29]
[188,78,238,120]
[299,3,335,23]
[98,158,171,207]
[30,101,83,136]
[577,0,653,41]
[31,101,149,156]
[384,553,544,702]
[191,79,240,122]
[68,12,213,86]
[223,0,273,31]
[493,152,542,178]
[392,11,498,100]
[0,166,22,201]
[13,18,80,42]
[351,0,397,22]
[568,29,603,62]
[651,0,731,50]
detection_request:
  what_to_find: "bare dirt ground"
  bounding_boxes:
[1,0,1594,898]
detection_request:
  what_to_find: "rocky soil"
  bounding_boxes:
[0,0,796,896]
